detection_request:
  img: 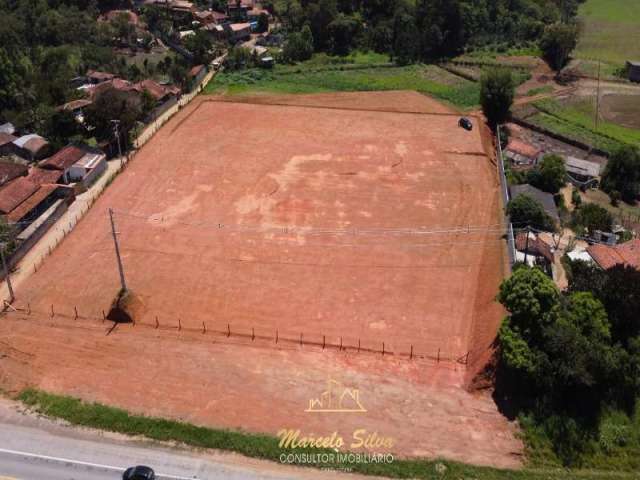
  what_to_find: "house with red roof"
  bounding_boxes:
[40,144,107,186]
[587,239,640,271]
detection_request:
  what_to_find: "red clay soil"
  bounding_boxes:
[0,91,520,468]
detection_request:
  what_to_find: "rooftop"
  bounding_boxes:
[6,184,58,223]
[515,231,554,263]
[40,145,87,171]
[565,156,602,178]
[12,134,49,154]
[0,132,17,147]
[587,239,640,270]
[0,177,39,214]
[505,139,542,159]
[0,162,28,187]
[509,184,560,222]
[27,167,63,186]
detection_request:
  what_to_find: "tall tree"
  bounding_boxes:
[601,145,640,204]
[480,68,515,129]
[540,23,579,72]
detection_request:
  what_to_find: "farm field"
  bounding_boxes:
[205,64,483,109]
[522,96,640,154]
[0,91,518,468]
[575,0,640,66]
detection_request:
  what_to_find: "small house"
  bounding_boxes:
[0,122,15,135]
[565,156,602,188]
[40,145,107,185]
[509,184,560,225]
[86,70,116,85]
[587,239,640,271]
[627,61,640,83]
[227,0,253,21]
[11,134,52,162]
[0,176,71,226]
[0,161,28,187]
[504,139,543,168]
[226,22,251,43]
[0,133,18,157]
[515,231,554,272]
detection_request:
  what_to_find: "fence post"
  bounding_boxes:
[382,342,385,356]
[322,335,325,349]
[340,337,342,351]
[410,345,413,360]
[358,339,360,353]
[300,333,303,346]
[252,327,255,341]
[275,329,278,344]
[27,303,31,315]
[203,321,207,334]
[155,316,159,329]
[227,323,230,337]
[102,310,106,322]
[437,348,440,363]
[74,306,78,320]
[178,318,182,331]
[50,304,54,318]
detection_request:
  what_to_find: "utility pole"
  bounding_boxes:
[111,119,122,159]
[595,60,601,131]
[523,226,530,266]
[1,244,14,303]
[109,209,127,293]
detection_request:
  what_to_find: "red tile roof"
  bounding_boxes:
[588,239,640,270]
[506,139,542,159]
[0,132,17,147]
[86,70,116,82]
[135,79,179,101]
[189,64,205,78]
[515,232,554,263]
[0,162,28,187]
[27,167,63,186]
[0,177,39,214]
[6,184,58,223]
[40,146,86,171]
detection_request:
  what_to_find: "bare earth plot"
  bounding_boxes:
[0,91,519,468]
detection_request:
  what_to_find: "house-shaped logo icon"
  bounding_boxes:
[305,379,367,413]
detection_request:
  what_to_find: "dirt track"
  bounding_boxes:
[0,91,519,468]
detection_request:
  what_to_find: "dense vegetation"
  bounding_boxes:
[496,265,640,468]
[265,0,584,63]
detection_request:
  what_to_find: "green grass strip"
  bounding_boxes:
[16,388,640,480]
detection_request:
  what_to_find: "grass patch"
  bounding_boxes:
[525,86,554,97]
[525,98,640,154]
[205,64,481,109]
[575,0,640,65]
[15,388,640,480]
[520,402,640,472]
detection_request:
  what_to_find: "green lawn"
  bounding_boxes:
[526,98,640,154]
[575,0,640,65]
[205,64,482,109]
[16,389,640,480]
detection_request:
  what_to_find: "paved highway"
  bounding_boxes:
[0,399,360,480]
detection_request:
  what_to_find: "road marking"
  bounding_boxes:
[0,447,197,479]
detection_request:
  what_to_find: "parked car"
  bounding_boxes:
[123,466,155,480]
[458,117,473,131]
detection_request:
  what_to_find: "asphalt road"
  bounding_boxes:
[0,400,359,480]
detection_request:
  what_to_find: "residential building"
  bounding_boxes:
[509,184,560,225]
[0,176,71,226]
[188,64,207,86]
[40,145,107,185]
[0,133,18,157]
[227,0,253,21]
[587,239,640,270]
[565,156,602,188]
[504,139,543,168]
[0,122,15,135]
[0,162,28,187]
[226,22,251,43]
[86,70,116,84]
[11,134,52,162]
[515,231,554,272]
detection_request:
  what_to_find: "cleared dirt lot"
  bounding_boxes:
[1,91,517,467]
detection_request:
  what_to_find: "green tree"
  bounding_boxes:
[184,31,213,65]
[540,23,578,72]
[571,203,613,233]
[282,25,314,63]
[257,12,269,33]
[85,88,142,146]
[328,13,360,55]
[601,145,640,204]
[480,68,515,129]
[527,154,567,194]
[392,8,418,65]
[507,194,555,231]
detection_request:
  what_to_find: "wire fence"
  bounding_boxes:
[496,126,516,269]
[4,304,471,366]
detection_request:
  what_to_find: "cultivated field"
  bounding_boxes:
[575,0,640,65]
[0,91,517,467]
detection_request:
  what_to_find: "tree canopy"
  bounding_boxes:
[601,146,640,204]
[480,68,515,129]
